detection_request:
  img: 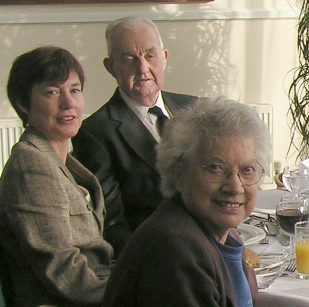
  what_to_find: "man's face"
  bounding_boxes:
[104,24,168,107]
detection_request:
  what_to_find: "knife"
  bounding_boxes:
[254,260,284,273]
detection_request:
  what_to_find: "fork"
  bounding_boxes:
[284,258,296,273]
[257,259,296,289]
[259,237,269,244]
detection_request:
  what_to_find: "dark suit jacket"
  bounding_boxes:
[72,88,198,258]
[102,194,259,307]
[0,127,113,307]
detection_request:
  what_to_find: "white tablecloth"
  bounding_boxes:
[251,189,309,306]
[252,236,309,306]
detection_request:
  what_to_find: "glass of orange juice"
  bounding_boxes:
[295,221,309,279]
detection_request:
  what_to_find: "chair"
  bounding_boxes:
[0,117,24,176]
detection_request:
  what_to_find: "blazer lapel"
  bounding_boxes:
[21,127,104,232]
[108,91,158,172]
[66,155,105,232]
[21,127,81,185]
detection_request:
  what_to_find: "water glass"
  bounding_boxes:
[282,165,309,196]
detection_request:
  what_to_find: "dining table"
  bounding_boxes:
[0,188,307,307]
[246,188,309,307]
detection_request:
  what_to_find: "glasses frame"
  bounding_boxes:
[200,161,265,186]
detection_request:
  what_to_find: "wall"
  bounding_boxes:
[0,0,300,181]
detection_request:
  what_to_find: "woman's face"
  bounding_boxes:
[23,71,84,146]
[174,137,259,242]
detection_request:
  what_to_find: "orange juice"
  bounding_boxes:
[296,240,309,273]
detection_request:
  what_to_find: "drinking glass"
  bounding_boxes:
[282,165,309,197]
[276,197,309,254]
[282,165,297,192]
[295,221,309,279]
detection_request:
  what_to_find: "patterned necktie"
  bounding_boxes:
[148,106,168,136]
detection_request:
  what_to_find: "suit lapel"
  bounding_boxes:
[106,90,195,173]
[162,91,191,114]
[108,91,158,172]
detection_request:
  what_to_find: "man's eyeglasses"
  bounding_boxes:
[200,162,265,186]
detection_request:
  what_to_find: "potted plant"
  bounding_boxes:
[288,0,309,161]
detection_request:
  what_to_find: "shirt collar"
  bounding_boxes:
[119,88,166,120]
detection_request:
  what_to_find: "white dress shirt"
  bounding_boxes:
[119,89,171,143]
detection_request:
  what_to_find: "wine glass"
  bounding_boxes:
[276,197,309,255]
[282,165,309,197]
[282,165,296,192]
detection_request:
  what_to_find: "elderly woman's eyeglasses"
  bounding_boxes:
[200,162,265,186]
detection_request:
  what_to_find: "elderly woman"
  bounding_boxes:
[102,97,271,307]
[0,46,113,307]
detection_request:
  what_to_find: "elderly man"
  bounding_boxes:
[72,17,198,258]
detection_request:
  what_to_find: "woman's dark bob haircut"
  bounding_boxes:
[7,46,85,127]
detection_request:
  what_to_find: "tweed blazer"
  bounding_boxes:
[102,194,258,307]
[0,127,113,307]
[72,88,198,257]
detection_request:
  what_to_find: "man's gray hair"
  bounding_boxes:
[157,96,272,197]
[105,16,164,57]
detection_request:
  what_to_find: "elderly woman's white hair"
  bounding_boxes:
[157,96,272,198]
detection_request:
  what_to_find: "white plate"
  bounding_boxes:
[237,223,266,246]
[258,253,284,260]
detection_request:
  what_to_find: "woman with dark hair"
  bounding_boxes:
[0,46,113,307]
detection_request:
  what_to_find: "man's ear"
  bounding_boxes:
[103,57,116,78]
[162,49,168,71]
